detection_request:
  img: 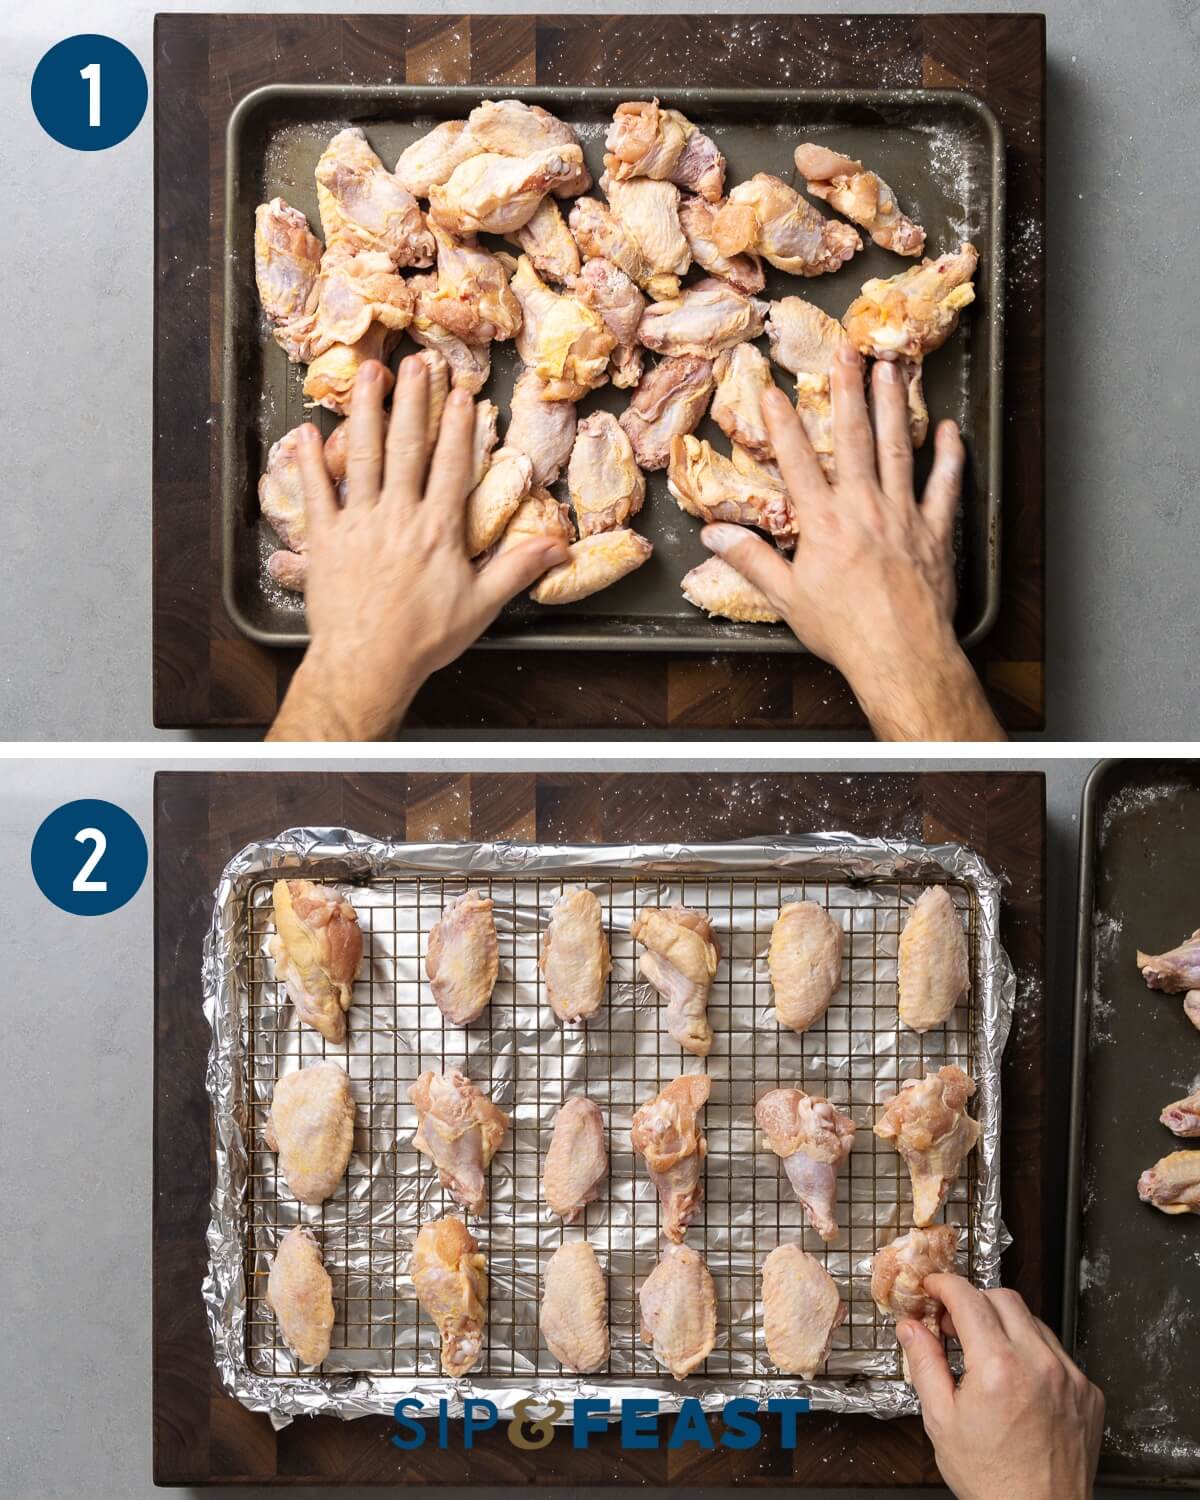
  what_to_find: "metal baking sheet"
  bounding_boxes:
[204,832,1013,1427]
[222,85,1004,652]
[1065,760,1200,1488]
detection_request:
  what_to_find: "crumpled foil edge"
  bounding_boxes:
[202,829,1015,1428]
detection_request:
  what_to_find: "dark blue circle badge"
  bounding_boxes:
[31,35,147,151]
[31,799,148,916]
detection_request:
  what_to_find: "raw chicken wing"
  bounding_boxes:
[429,146,586,237]
[713,173,861,276]
[466,99,591,197]
[843,243,978,360]
[568,196,653,291]
[512,256,615,400]
[407,273,492,392]
[793,144,926,256]
[469,399,500,488]
[668,435,794,542]
[395,119,480,197]
[504,369,577,485]
[1138,930,1200,991]
[618,354,714,471]
[275,248,413,364]
[303,322,398,415]
[543,1096,608,1221]
[572,257,647,388]
[411,1215,488,1375]
[600,173,691,300]
[530,529,652,605]
[316,127,435,266]
[254,198,323,324]
[765,297,851,476]
[270,879,363,1042]
[426,891,499,1025]
[898,887,969,1032]
[631,905,720,1057]
[711,342,776,460]
[267,1226,335,1367]
[871,1225,959,1335]
[410,1067,509,1214]
[769,902,844,1032]
[1161,1090,1200,1137]
[494,488,576,556]
[260,425,323,586]
[756,1087,856,1241]
[874,1066,981,1226]
[567,412,645,536]
[603,100,725,202]
[507,196,581,282]
[637,277,768,358]
[762,1244,844,1377]
[541,1240,608,1372]
[639,1243,716,1379]
[540,887,611,1022]
[1137,1151,1200,1214]
[681,556,781,624]
[465,447,533,557]
[423,223,521,344]
[265,1062,356,1205]
[678,194,765,294]
[630,1073,710,1241]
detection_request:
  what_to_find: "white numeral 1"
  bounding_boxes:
[73,828,108,891]
[80,62,101,127]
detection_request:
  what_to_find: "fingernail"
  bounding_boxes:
[896,1321,915,1348]
[763,385,790,407]
[300,424,321,445]
[838,344,860,367]
[360,362,380,383]
[701,523,744,554]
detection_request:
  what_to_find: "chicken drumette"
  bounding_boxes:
[871,1225,959,1338]
[429,145,586,237]
[874,1066,981,1226]
[410,1067,509,1214]
[756,1088,856,1242]
[677,193,765,294]
[1138,928,1200,1033]
[411,1215,488,1375]
[1137,1151,1200,1215]
[630,1073,710,1242]
[793,143,926,257]
[632,905,720,1056]
[711,342,777,461]
[572,257,647,388]
[1161,1090,1200,1137]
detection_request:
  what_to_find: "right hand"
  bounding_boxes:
[900,1275,1104,1500]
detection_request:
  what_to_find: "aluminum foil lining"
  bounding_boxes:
[203,831,1014,1428]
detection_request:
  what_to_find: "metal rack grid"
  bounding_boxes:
[242,870,980,1384]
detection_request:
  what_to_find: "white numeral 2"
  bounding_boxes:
[73,828,108,891]
[80,62,101,127]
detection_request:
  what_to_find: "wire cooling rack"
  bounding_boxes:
[242,871,979,1384]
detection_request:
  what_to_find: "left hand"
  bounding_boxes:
[268,355,568,741]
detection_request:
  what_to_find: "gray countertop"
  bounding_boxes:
[5,754,1164,1499]
[4,0,1199,739]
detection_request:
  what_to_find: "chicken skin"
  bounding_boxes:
[302,321,398,415]
[756,1088,857,1242]
[423,223,522,344]
[618,354,714,471]
[711,342,777,461]
[254,198,323,325]
[540,887,611,1023]
[637,277,768,358]
[543,1096,608,1222]
[681,556,782,624]
[464,448,533,557]
[713,173,861,276]
[410,1068,510,1214]
[600,174,691,301]
[874,1066,981,1227]
[762,1244,845,1377]
[512,256,615,401]
[265,1062,357,1206]
[275,248,414,364]
[267,1226,335,1367]
[897,887,969,1033]
[668,435,794,542]
[426,891,499,1025]
[630,1073,710,1241]
[631,905,720,1057]
[639,1243,716,1380]
[315,127,434,267]
[765,297,852,476]
[1137,1151,1200,1214]
[677,194,765,295]
[871,1225,959,1335]
[494,488,576,556]
[1138,930,1200,992]
[259,425,318,579]
[572,257,647,388]
[395,118,480,197]
[793,144,926,257]
[843,242,978,360]
[769,902,844,1032]
[407,273,492,393]
[503,369,576,486]
[270,880,363,1043]
[507,196,581,283]
[530,529,653,605]
[466,99,591,197]
[429,146,586,237]
[541,1240,609,1372]
[569,196,655,292]
[1161,1090,1200,1137]
[411,1215,488,1375]
[567,412,645,537]
[603,100,725,202]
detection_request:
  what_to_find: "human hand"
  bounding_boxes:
[268,355,569,741]
[699,346,1003,741]
[900,1275,1104,1500]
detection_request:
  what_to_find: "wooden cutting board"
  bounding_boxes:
[151,12,1046,732]
[152,769,1047,1485]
